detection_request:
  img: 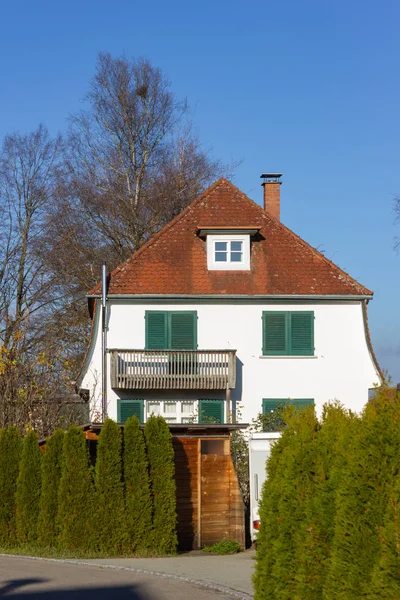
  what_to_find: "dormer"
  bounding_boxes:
[196,226,260,271]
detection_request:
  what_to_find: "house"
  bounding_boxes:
[78,175,382,427]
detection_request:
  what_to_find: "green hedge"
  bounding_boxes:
[15,430,42,544]
[254,388,400,600]
[95,419,126,554]
[0,427,22,545]
[0,416,178,556]
[57,425,95,552]
[145,415,177,554]
[124,415,153,552]
[38,429,64,547]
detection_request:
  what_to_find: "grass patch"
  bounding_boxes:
[202,540,241,555]
[0,545,173,559]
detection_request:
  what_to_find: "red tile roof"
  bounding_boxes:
[89,179,372,297]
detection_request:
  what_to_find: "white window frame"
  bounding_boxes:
[146,400,197,423]
[207,234,250,271]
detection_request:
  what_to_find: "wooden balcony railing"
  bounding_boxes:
[109,349,236,390]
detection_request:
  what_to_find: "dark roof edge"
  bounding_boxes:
[87,293,373,301]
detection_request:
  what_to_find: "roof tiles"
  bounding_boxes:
[89,179,372,297]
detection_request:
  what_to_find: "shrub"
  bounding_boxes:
[203,540,241,554]
[144,415,177,554]
[57,425,95,551]
[15,430,42,543]
[369,471,400,598]
[124,415,152,552]
[325,388,400,599]
[0,427,22,545]
[95,419,126,554]
[37,429,64,547]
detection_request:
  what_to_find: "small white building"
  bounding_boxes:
[78,175,382,426]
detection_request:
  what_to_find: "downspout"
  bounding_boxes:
[101,262,108,421]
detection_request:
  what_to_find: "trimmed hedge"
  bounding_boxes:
[38,428,64,547]
[0,427,22,545]
[254,388,400,600]
[95,419,126,554]
[0,416,179,556]
[124,415,153,552]
[57,425,95,552]
[145,415,177,554]
[15,430,42,543]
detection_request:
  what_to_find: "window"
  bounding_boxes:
[262,311,314,356]
[146,311,197,350]
[146,400,195,423]
[262,398,314,431]
[117,399,144,423]
[198,399,224,424]
[207,235,250,270]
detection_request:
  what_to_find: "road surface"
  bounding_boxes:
[0,555,248,599]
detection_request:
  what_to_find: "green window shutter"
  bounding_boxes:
[290,312,314,356]
[263,312,287,355]
[146,311,167,349]
[169,312,197,350]
[262,398,314,431]
[199,399,224,424]
[118,399,144,423]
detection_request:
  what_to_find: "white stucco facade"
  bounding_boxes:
[80,298,381,425]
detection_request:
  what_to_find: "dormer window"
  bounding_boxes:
[207,234,250,270]
[197,226,260,271]
[215,240,243,263]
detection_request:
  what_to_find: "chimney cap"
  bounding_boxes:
[260,173,282,182]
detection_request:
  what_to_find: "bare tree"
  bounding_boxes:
[60,52,227,259]
[0,126,80,434]
[41,53,230,372]
[0,125,63,351]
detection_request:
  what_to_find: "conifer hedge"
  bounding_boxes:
[144,415,177,554]
[254,388,400,600]
[95,419,125,554]
[57,425,95,552]
[0,427,22,545]
[15,430,42,543]
[38,428,64,547]
[124,415,152,552]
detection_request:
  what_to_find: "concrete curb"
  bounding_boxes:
[0,553,253,600]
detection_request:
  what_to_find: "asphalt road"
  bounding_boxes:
[0,555,246,599]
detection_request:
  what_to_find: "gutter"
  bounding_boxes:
[86,293,373,302]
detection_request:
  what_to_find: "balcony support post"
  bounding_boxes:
[225,385,231,424]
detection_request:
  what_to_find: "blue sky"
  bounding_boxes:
[1,0,399,382]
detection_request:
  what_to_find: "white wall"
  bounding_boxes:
[81,300,380,424]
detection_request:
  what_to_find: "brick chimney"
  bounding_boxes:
[260,173,282,220]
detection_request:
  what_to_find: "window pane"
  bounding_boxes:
[165,417,176,423]
[215,252,227,262]
[164,402,176,414]
[230,252,242,262]
[230,241,242,251]
[181,417,193,424]
[147,402,160,415]
[182,401,194,413]
[215,241,227,251]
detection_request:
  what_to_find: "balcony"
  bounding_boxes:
[109,349,236,390]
